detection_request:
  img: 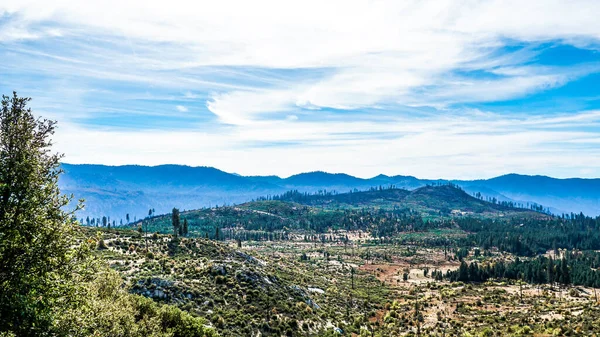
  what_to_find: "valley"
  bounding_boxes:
[84,185,600,336]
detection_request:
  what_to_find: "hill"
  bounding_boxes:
[402,184,511,215]
[88,227,389,336]
[126,185,542,239]
[60,164,600,222]
[458,174,600,216]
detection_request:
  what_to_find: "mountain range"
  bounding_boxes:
[59,163,600,222]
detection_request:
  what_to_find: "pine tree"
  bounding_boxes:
[560,257,570,285]
[171,208,180,238]
[458,261,469,282]
[183,218,188,236]
[547,257,555,287]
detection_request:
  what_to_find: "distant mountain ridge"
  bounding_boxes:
[59,164,600,221]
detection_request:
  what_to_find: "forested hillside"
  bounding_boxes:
[60,164,600,222]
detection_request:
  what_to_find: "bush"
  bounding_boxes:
[97,239,108,250]
[54,270,217,337]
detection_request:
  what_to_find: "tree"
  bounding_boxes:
[126,213,130,224]
[0,92,83,334]
[458,261,469,282]
[172,207,180,238]
[183,218,188,236]
[547,256,555,288]
[560,257,570,286]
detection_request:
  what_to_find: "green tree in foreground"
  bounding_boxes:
[0,92,216,336]
[0,92,84,334]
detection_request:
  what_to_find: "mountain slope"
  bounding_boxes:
[129,185,540,237]
[60,164,600,221]
[403,185,508,214]
[457,174,600,216]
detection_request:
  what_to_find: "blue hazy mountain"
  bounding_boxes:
[60,164,600,222]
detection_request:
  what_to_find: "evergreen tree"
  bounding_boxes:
[458,261,469,282]
[183,218,188,236]
[560,257,570,285]
[0,92,85,335]
[171,207,180,238]
[547,256,555,287]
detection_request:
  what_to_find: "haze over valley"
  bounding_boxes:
[61,163,600,222]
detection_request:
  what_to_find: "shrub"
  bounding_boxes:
[54,269,217,337]
[97,239,108,250]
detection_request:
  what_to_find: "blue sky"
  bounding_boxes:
[1,0,600,179]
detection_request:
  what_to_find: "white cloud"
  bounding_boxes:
[2,0,600,177]
[3,0,600,124]
[53,109,600,179]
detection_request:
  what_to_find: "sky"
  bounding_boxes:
[1,0,600,179]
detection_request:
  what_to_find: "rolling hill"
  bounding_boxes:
[60,163,600,222]
[126,185,543,239]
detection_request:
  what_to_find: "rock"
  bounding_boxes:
[153,289,165,298]
[307,298,320,309]
[211,264,227,276]
[236,270,262,284]
[236,251,267,266]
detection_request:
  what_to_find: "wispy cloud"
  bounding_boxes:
[1,0,600,177]
[51,109,600,179]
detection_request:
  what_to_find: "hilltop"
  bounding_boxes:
[60,163,600,222]
[127,185,542,238]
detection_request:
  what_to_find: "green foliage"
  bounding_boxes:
[446,251,600,288]
[0,92,83,335]
[457,213,600,256]
[55,269,216,337]
[172,207,181,238]
[0,93,215,336]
